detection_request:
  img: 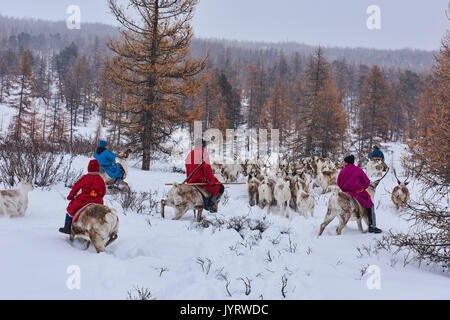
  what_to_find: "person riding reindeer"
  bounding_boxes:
[337,155,382,234]
[369,145,385,161]
[59,159,106,234]
[94,140,124,190]
[185,139,224,213]
[369,145,388,172]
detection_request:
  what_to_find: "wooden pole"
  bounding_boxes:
[164,182,246,186]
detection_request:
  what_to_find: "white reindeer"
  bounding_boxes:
[274,178,291,218]
[315,168,338,194]
[296,178,315,218]
[366,159,384,179]
[258,177,275,214]
[0,178,34,217]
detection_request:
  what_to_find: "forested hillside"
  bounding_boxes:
[0,14,437,167]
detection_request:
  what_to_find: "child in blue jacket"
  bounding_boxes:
[94,140,123,188]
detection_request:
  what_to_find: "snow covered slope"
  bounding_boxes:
[0,143,448,300]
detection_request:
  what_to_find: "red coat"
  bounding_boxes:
[337,163,374,208]
[67,160,106,216]
[185,147,221,195]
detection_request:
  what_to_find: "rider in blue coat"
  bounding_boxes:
[369,145,385,161]
[94,140,123,188]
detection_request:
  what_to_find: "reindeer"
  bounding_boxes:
[274,177,291,218]
[391,168,410,210]
[0,178,34,217]
[318,168,389,236]
[70,204,119,253]
[100,148,132,190]
[247,174,262,207]
[366,159,384,179]
[220,163,242,182]
[296,176,315,218]
[286,173,299,211]
[315,168,339,194]
[258,177,276,214]
[161,183,209,222]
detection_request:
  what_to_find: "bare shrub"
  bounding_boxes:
[281,275,288,298]
[61,136,97,157]
[0,138,70,188]
[375,199,449,271]
[126,286,154,300]
[197,257,213,275]
[237,277,252,296]
[118,188,160,215]
[172,166,185,174]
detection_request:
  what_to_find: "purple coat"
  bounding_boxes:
[337,164,374,208]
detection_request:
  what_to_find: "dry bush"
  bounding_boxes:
[118,188,160,215]
[126,286,154,300]
[0,138,70,187]
[376,199,449,271]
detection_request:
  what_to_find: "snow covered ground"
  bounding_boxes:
[0,142,448,300]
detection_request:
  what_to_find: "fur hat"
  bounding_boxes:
[98,140,108,148]
[344,155,355,164]
[88,159,101,173]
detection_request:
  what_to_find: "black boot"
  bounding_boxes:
[367,207,382,234]
[59,219,72,234]
[207,194,221,213]
[114,178,123,190]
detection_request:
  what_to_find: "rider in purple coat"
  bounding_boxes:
[337,155,382,233]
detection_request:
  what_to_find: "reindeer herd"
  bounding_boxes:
[0,149,413,254]
[230,156,341,220]
[207,155,411,236]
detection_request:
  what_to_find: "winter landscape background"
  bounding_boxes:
[0,0,448,300]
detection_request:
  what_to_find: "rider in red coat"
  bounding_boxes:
[185,140,224,212]
[59,159,106,234]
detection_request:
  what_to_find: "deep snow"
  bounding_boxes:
[0,142,448,300]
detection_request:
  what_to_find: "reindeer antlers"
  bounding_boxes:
[393,168,409,185]
[393,168,401,185]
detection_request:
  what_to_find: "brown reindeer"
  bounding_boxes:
[70,204,119,253]
[391,168,410,210]
[247,174,263,207]
[161,183,209,222]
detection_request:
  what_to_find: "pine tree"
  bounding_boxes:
[7,49,34,140]
[217,71,242,130]
[356,65,391,152]
[106,0,206,170]
[246,64,268,129]
[409,33,450,186]
[260,77,292,143]
[195,71,226,129]
[398,70,422,139]
[296,47,347,157]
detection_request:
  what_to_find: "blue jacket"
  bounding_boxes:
[369,149,384,160]
[94,148,123,179]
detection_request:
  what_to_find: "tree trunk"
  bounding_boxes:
[141,109,153,171]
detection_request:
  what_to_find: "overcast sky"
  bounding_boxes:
[0,0,448,50]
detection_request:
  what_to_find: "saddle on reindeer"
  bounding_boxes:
[94,140,130,191]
